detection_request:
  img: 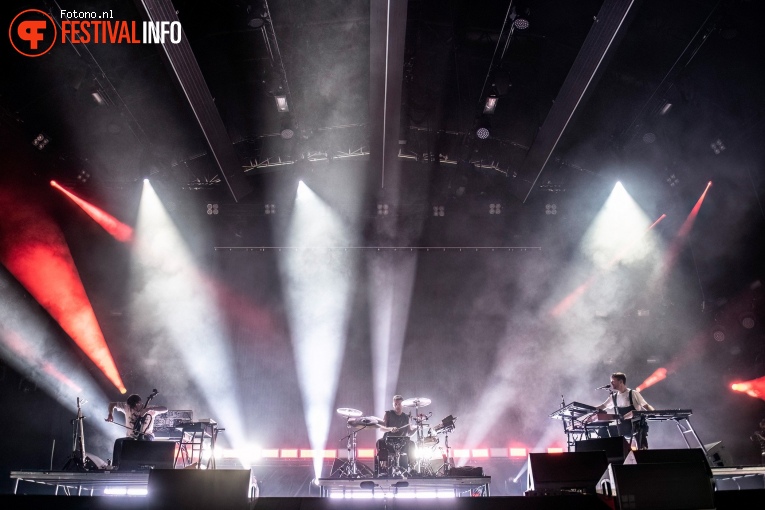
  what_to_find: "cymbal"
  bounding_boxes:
[402,397,431,408]
[347,416,383,429]
[336,407,363,417]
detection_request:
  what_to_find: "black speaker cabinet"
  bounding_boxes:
[527,451,608,494]
[624,448,712,476]
[147,469,252,510]
[575,437,631,464]
[597,462,714,510]
[118,440,176,471]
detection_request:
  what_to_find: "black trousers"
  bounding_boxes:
[602,420,649,448]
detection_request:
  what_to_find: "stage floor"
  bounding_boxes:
[316,475,492,497]
[11,470,150,496]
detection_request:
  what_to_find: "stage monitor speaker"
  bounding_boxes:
[704,441,733,467]
[147,469,251,510]
[527,451,608,494]
[575,437,631,464]
[597,462,714,510]
[118,440,176,471]
[624,448,712,476]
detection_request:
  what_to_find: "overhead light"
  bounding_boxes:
[475,116,491,139]
[513,18,529,29]
[483,95,498,114]
[510,7,530,30]
[91,90,106,106]
[274,95,289,112]
[76,169,91,183]
[710,139,725,154]
[740,312,756,329]
[32,133,50,150]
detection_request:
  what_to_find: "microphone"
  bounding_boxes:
[596,384,612,390]
[150,389,159,396]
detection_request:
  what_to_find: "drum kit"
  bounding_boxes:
[331,397,457,478]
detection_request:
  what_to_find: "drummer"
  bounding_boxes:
[376,395,416,474]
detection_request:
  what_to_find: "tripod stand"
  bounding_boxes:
[330,423,374,478]
[435,427,454,476]
[62,398,102,471]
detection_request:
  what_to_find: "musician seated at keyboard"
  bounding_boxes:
[376,395,416,475]
[594,372,654,449]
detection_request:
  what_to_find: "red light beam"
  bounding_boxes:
[731,376,765,401]
[636,367,667,391]
[51,181,133,242]
[661,182,712,278]
[0,189,126,393]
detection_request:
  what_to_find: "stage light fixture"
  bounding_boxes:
[206,203,219,215]
[513,18,529,29]
[32,133,50,150]
[740,312,756,329]
[483,95,498,114]
[545,203,557,215]
[476,127,490,140]
[432,205,445,217]
[489,203,501,215]
[642,132,656,144]
[265,204,276,215]
[76,169,91,183]
[666,174,680,187]
[274,95,289,112]
[710,138,725,154]
[90,91,106,106]
[712,327,726,342]
[280,127,294,139]
[377,204,389,216]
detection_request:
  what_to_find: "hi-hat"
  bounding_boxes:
[347,416,383,429]
[402,397,431,408]
[336,407,363,417]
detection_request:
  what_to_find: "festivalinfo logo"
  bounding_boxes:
[9,8,183,57]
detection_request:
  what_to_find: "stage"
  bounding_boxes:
[9,465,765,507]
[315,475,491,497]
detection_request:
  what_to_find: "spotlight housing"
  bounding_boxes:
[274,95,289,112]
[513,18,529,29]
[483,95,498,114]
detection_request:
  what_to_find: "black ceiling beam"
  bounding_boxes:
[513,0,638,203]
[370,0,409,190]
[137,0,252,202]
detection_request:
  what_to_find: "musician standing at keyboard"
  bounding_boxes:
[751,418,765,465]
[595,372,654,449]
